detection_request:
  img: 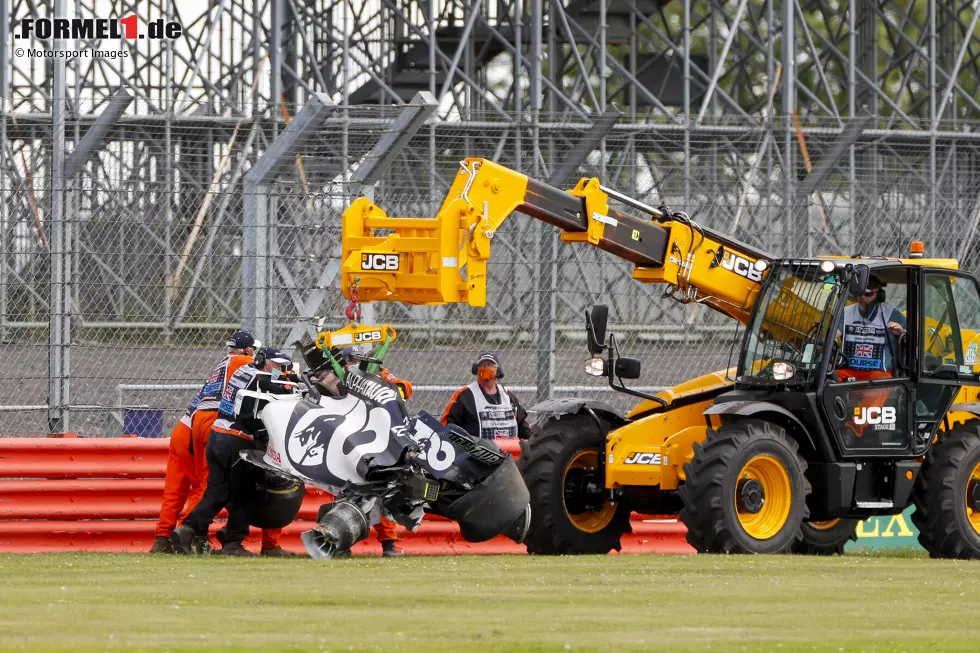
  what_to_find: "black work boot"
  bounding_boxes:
[149,536,174,554]
[170,524,195,555]
[260,546,299,558]
[381,540,405,558]
[218,542,256,557]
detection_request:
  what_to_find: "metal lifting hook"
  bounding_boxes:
[345,279,362,322]
[344,296,361,322]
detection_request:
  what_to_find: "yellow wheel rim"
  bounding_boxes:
[563,451,616,534]
[735,455,793,540]
[806,519,841,531]
[967,462,980,537]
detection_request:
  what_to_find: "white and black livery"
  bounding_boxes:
[234,342,531,559]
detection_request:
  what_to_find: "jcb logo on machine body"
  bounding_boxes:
[854,406,896,431]
[721,252,763,282]
[360,253,399,271]
[354,330,383,343]
[623,452,665,465]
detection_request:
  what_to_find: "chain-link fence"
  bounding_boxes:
[3,104,980,436]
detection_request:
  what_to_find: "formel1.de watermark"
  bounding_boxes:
[12,13,183,61]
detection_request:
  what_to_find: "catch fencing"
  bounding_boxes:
[3,98,980,436]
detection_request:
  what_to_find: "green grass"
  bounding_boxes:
[1,553,979,652]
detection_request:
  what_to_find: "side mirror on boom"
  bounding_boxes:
[582,305,667,409]
[614,357,642,380]
[586,305,609,355]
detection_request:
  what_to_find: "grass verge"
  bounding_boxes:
[0,553,978,652]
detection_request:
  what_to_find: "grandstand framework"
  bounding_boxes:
[4,0,980,434]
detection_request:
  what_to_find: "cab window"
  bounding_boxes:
[834,269,910,379]
[922,273,980,376]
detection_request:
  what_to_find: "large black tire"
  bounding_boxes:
[911,422,980,559]
[519,414,631,554]
[679,418,810,554]
[247,473,305,529]
[793,519,859,555]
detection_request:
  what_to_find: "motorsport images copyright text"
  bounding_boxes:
[15,47,130,60]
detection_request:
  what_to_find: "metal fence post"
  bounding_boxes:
[781,0,797,255]
[351,91,438,196]
[48,0,68,433]
[243,184,270,345]
[0,0,8,343]
[533,106,622,403]
[243,93,336,346]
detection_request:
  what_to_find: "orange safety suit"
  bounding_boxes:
[375,516,399,542]
[154,416,196,538]
[156,353,283,549]
[380,368,413,400]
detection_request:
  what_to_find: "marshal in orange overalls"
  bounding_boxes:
[154,353,283,550]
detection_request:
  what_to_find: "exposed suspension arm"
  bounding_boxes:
[341,158,772,323]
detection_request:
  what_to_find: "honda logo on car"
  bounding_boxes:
[266,446,282,465]
[854,406,896,430]
[721,252,763,281]
[360,253,399,271]
[623,452,666,465]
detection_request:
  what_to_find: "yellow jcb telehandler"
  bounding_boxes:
[338,158,980,558]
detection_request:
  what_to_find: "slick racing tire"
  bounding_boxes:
[679,418,810,554]
[247,473,306,530]
[912,421,980,559]
[519,414,631,555]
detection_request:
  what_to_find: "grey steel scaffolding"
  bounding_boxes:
[4,0,980,435]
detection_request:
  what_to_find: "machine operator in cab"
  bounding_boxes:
[837,274,907,381]
[836,274,907,438]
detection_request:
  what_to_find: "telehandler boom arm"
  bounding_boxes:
[341,158,772,323]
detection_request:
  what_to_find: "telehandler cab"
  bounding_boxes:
[339,158,980,558]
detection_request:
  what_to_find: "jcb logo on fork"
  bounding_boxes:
[360,253,399,271]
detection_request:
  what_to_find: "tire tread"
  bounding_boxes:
[520,415,630,555]
[912,422,980,560]
[678,419,810,554]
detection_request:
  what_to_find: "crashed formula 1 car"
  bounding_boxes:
[236,322,531,559]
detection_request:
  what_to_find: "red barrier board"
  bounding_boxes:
[0,437,693,555]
